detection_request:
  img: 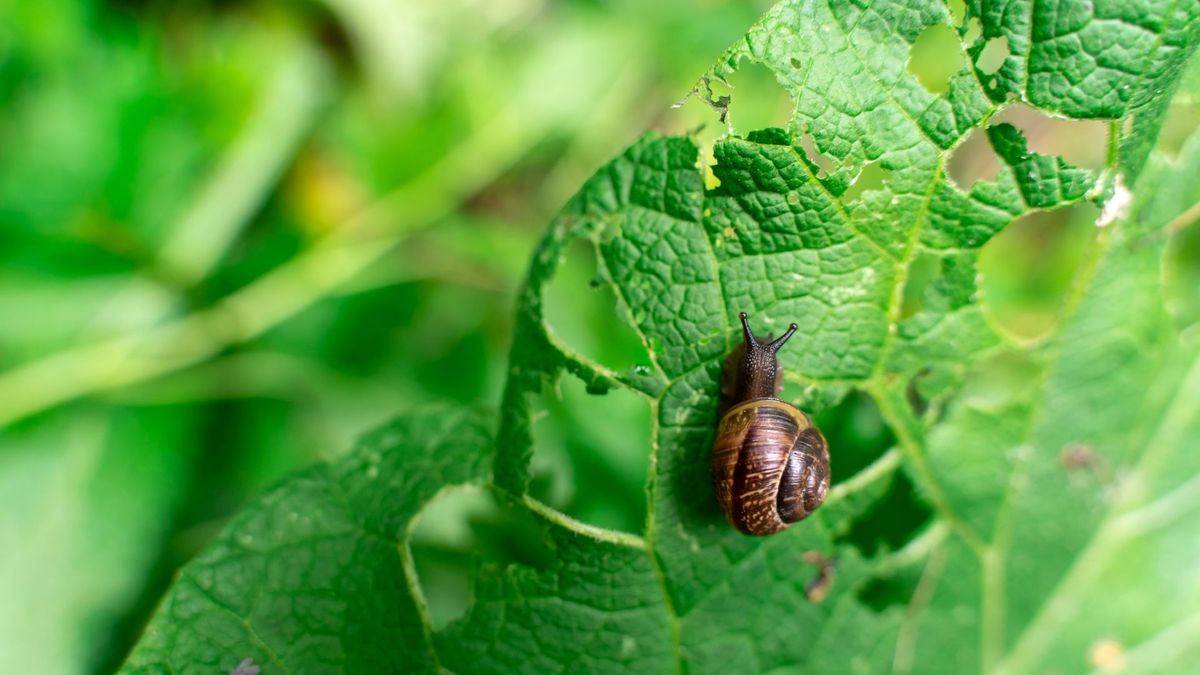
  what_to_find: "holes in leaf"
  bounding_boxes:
[528,374,651,535]
[978,201,1098,340]
[813,391,896,487]
[720,60,792,133]
[975,36,1009,76]
[947,126,1003,190]
[948,105,1108,191]
[409,486,554,630]
[668,74,735,135]
[409,487,489,630]
[987,103,1109,172]
[899,249,940,319]
[947,0,967,27]
[836,469,933,558]
[795,133,838,178]
[841,161,893,202]
[663,86,732,153]
[962,18,982,45]
[907,23,966,95]
[543,237,653,376]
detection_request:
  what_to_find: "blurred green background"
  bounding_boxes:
[1,1,1197,673]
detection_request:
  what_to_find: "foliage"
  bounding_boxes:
[0,1,768,672]
[4,0,1200,673]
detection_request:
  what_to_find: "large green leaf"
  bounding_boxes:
[122,408,494,673]
[123,1,1200,673]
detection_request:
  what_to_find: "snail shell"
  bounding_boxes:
[711,313,830,536]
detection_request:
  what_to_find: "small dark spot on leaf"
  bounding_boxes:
[714,96,731,123]
[906,368,932,417]
[802,551,837,603]
[1061,443,1099,471]
[1061,442,1112,485]
[584,380,611,395]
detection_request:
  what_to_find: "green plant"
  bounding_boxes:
[118,1,1200,673]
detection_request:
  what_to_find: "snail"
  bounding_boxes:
[711,312,830,536]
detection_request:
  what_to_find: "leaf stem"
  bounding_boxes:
[892,524,949,675]
[522,496,647,549]
[877,519,949,576]
[826,446,901,506]
[869,383,986,555]
[1164,198,1200,237]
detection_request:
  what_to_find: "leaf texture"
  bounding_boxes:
[123,1,1200,673]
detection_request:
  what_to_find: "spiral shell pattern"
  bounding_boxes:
[711,398,830,536]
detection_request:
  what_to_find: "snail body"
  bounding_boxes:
[711,313,830,536]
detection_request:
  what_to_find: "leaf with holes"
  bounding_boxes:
[122,1,1200,673]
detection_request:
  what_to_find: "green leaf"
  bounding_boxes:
[123,1,1200,673]
[434,508,674,674]
[121,407,493,673]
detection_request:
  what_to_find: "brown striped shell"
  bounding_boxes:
[711,314,831,536]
